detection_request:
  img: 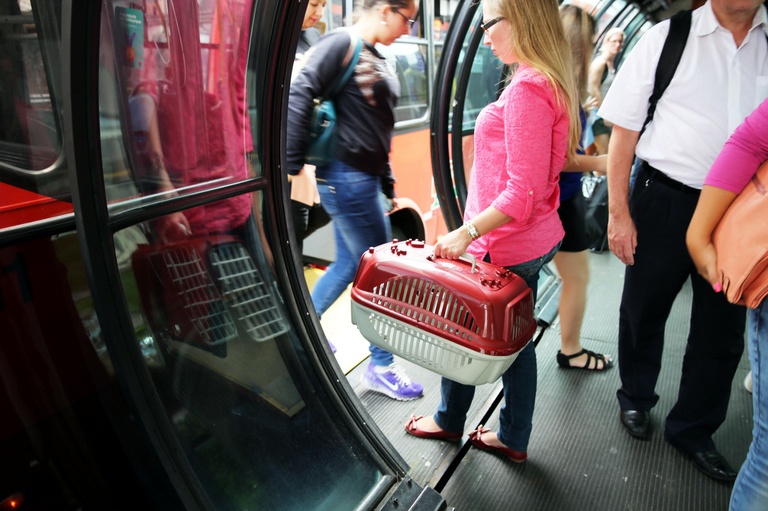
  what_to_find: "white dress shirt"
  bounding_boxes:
[598,1,768,189]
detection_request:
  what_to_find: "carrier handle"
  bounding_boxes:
[427,252,477,273]
[459,253,477,273]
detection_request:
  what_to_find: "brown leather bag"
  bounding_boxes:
[712,159,768,308]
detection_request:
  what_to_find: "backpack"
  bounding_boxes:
[305,33,362,167]
[643,1,768,135]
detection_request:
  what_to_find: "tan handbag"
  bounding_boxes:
[712,159,768,308]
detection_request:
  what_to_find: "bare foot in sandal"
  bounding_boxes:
[556,348,613,371]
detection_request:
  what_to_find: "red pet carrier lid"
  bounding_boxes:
[351,240,536,356]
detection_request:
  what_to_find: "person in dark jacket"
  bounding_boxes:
[287,0,423,401]
[290,0,331,258]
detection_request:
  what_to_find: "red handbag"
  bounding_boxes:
[713,159,768,308]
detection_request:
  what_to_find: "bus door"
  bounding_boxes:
[429,0,562,327]
[1,1,448,509]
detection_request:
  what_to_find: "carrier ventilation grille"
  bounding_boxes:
[162,247,238,345]
[208,243,289,342]
[370,277,480,341]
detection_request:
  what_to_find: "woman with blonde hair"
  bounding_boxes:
[588,26,624,155]
[405,0,579,462]
[553,4,612,371]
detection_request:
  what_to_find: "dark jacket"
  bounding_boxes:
[286,30,398,198]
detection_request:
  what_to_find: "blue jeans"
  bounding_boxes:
[730,301,768,511]
[312,160,393,366]
[433,242,560,451]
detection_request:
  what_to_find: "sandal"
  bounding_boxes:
[469,425,527,463]
[556,349,613,371]
[404,415,462,441]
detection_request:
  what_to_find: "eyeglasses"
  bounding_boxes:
[393,9,416,29]
[480,16,504,35]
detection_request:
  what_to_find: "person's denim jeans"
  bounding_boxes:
[433,242,560,451]
[730,301,768,511]
[312,160,393,366]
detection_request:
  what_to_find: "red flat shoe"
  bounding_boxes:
[469,426,527,463]
[404,415,462,441]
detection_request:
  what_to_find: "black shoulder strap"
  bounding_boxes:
[640,9,692,136]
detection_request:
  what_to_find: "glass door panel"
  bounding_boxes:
[113,197,383,510]
[96,0,392,508]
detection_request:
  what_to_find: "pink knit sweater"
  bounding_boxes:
[464,64,567,266]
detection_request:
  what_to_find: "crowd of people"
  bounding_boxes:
[288,1,768,508]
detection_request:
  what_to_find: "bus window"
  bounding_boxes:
[462,44,503,132]
[98,1,388,508]
[390,40,428,123]
[0,1,60,172]
[113,190,384,509]
[455,9,506,186]
[0,0,71,230]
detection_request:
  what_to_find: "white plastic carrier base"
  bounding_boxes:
[351,301,524,386]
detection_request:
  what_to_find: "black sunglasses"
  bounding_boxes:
[480,16,504,35]
[393,9,416,29]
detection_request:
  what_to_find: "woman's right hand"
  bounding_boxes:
[434,227,473,260]
[152,212,192,244]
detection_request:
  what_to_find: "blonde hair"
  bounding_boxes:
[485,0,580,159]
[599,27,625,53]
[559,4,595,108]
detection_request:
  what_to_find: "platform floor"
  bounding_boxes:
[338,250,752,511]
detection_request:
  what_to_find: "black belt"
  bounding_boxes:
[642,162,700,195]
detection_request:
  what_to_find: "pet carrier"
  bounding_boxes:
[351,239,537,385]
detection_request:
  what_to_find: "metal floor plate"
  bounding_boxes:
[349,251,752,511]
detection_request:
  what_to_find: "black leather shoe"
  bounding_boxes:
[688,451,736,482]
[688,451,737,482]
[664,434,737,482]
[620,410,651,439]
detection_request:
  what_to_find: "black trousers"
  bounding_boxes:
[616,164,746,452]
[290,199,331,255]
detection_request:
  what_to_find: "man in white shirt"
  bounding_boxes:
[598,0,768,482]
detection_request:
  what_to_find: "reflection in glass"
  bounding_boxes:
[99,0,257,207]
[0,0,60,172]
[98,1,386,507]
[118,194,383,509]
[0,232,174,508]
